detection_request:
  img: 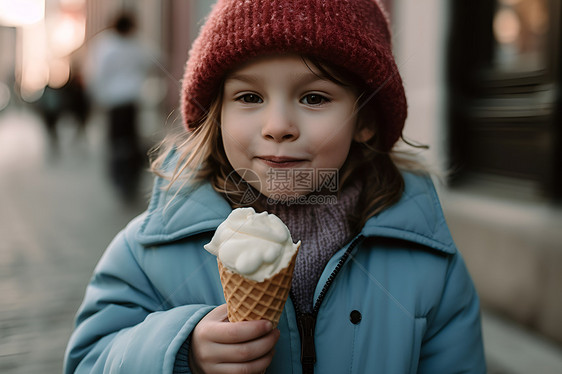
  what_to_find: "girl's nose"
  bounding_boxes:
[261,104,299,142]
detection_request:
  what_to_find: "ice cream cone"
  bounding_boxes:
[217,245,299,328]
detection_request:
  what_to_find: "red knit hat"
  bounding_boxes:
[181,0,407,151]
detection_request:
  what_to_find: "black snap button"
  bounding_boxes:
[350,310,362,325]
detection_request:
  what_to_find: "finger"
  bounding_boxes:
[212,319,274,344]
[203,304,228,322]
[215,328,280,363]
[213,347,277,374]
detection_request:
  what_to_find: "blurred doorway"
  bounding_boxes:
[447,0,561,200]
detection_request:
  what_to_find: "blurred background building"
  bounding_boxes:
[0,0,561,373]
[394,0,562,346]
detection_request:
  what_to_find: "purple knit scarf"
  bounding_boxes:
[253,183,362,313]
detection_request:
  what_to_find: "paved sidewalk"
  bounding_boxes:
[483,312,562,374]
[0,107,151,373]
[0,107,561,373]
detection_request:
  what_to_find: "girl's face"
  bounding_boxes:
[221,54,362,198]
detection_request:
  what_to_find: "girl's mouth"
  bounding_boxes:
[257,156,306,168]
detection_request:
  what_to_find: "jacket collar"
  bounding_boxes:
[137,172,456,255]
[136,177,232,246]
[360,172,456,254]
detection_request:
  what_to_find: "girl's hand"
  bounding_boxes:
[190,304,280,374]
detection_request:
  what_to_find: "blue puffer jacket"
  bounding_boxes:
[64,172,486,373]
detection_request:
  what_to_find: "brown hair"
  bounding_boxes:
[151,57,427,231]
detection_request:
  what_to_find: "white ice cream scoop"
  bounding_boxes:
[204,207,300,282]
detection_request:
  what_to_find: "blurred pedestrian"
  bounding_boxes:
[84,12,152,203]
[34,84,64,147]
[65,51,91,138]
[33,50,91,151]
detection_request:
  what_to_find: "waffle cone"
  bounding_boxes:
[217,245,299,327]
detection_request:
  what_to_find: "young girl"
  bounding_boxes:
[64,1,486,373]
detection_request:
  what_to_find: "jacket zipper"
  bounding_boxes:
[294,235,363,374]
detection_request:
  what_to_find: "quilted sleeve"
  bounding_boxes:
[418,252,487,373]
[63,229,214,374]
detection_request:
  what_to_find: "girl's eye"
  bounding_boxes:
[301,94,330,106]
[236,94,263,104]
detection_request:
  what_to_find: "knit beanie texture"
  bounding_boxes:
[181,0,407,151]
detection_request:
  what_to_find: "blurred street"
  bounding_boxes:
[0,105,153,373]
[0,105,561,373]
